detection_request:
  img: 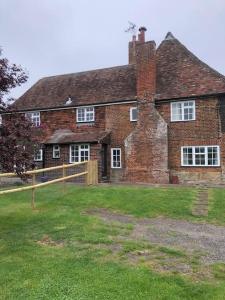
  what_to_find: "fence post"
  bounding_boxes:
[85,161,90,185]
[31,173,36,209]
[62,164,66,193]
[94,160,98,185]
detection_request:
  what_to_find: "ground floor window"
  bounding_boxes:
[70,144,90,163]
[181,146,220,166]
[111,148,121,168]
[34,149,43,161]
[53,145,60,158]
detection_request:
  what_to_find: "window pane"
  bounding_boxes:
[111,148,121,168]
[70,144,89,162]
[172,101,195,121]
[53,145,60,158]
[77,107,94,122]
[208,147,218,166]
[34,149,42,161]
[183,147,193,165]
[195,147,205,165]
[172,103,182,121]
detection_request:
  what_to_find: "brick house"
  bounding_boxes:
[12,27,225,184]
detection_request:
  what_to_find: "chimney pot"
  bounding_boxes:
[138,26,147,43]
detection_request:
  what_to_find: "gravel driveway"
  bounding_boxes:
[88,208,225,265]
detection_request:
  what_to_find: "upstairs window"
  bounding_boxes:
[34,149,43,161]
[130,107,138,121]
[171,101,195,122]
[181,146,220,166]
[53,145,60,159]
[26,111,41,127]
[70,144,90,163]
[76,107,95,123]
[111,148,122,168]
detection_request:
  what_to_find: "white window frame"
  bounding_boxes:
[130,107,138,122]
[76,106,95,123]
[26,111,41,127]
[111,148,122,169]
[181,146,220,167]
[34,149,43,161]
[171,100,195,122]
[52,145,60,159]
[69,144,90,163]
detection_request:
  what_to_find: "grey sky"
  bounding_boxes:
[1,0,225,99]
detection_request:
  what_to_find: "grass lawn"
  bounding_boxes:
[0,184,225,299]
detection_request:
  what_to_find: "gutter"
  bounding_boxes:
[3,98,137,114]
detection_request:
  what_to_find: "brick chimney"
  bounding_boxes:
[125,27,169,184]
[136,40,156,98]
[138,26,147,43]
[128,27,156,98]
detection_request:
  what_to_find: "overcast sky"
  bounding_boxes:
[1,0,225,99]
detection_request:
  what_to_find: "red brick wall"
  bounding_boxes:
[157,97,223,183]
[40,106,106,141]
[124,98,169,184]
[38,104,138,183]
[105,103,137,182]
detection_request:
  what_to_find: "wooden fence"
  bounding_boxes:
[0,160,98,209]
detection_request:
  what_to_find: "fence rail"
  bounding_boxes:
[0,160,98,209]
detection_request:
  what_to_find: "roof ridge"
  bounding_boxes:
[39,64,136,82]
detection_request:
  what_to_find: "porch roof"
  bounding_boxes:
[44,129,111,145]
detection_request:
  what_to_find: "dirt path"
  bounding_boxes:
[88,208,225,265]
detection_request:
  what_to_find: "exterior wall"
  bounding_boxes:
[39,106,106,141]
[124,98,169,184]
[105,103,137,182]
[157,97,223,184]
[38,143,102,183]
[33,94,225,185]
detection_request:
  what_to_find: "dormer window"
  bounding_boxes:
[26,111,41,127]
[171,100,195,122]
[76,107,95,123]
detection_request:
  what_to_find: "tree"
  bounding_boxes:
[0,47,40,177]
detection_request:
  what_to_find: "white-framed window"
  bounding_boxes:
[76,107,95,123]
[34,149,43,161]
[69,144,90,163]
[181,146,220,167]
[111,148,122,168]
[171,101,195,122]
[53,145,60,159]
[26,111,41,127]
[130,107,138,121]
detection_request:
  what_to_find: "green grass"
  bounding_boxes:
[0,184,225,299]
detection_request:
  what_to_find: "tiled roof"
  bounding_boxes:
[13,34,225,111]
[44,129,111,144]
[156,34,225,100]
[14,65,137,110]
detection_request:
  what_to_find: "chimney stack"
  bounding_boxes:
[138,26,147,43]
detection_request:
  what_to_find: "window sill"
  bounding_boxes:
[76,122,95,126]
[171,119,196,123]
[181,165,220,168]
